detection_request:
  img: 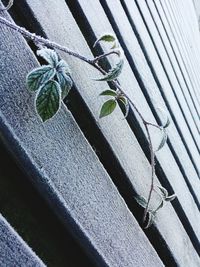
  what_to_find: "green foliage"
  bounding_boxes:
[99,89,117,97]
[156,129,168,152]
[27,48,73,121]
[135,195,147,208]
[57,72,73,99]
[157,185,168,198]
[37,48,59,67]
[100,99,117,118]
[163,117,170,128]
[145,211,155,229]
[26,66,55,92]
[93,33,116,47]
[165,194,176,202]
[35,80,61,122]
[94,59,124,81]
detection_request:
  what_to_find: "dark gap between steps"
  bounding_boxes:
[100,0,200,177]
[133,0,200,146]
[0,141,95,267]
[156,0,200,117]
[143,0,200,134]
[99,0,200,256]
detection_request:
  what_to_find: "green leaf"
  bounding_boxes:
[93,33,116,47]
[99,90,117,97]
[157,185,168,198]
[99,99,117,118]
[135,195,147,208]
[37,48,59,67]
[145,211,155,229]
[156,130,167,152]
[57,72,73,99]
[163,117,170,128]
[35,80,61,122]
[56,59,71,75]
[165,194,176,202]
[94,59,124,81]
[26,65,55,92]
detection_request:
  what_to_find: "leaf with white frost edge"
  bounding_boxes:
[37,48,59,67]
[57,72,73,99]
[26,65,55,92]
[157,185,168,198]
[94,59,124,81]
[163,117,170,128]
[165,194,176,202]
[56,59,71,75]
[156,130,168,152]
[145,211,155,229]
[35,80,61,122]
[135,195,147,208]
[93,33,116,47]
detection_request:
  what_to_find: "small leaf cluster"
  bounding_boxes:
[93,33,129,118]
[99,89,129,118]
[156,117,170,152]
[26,48,73,122]
[135,185,176,228]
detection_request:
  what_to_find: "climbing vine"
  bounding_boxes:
[0,0,176,228]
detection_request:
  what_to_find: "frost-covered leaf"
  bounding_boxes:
[156,130,167,152]
[57,72,73,99]
[37,48,59,67]
[165,194,176,202]
[163,117,170,128]
[93,33,116,47]
[145,211,155,229]
[135,195,147,208]
[100,89,117,97]
[35,80,61,122]
[99,99,117,118]
[26,65,55,92]
[56,59,71,75]
[157,185,168,198]
[94,59,124,81]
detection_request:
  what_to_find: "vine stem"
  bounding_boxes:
[0,14,160,225]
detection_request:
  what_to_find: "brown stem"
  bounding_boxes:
[0,14,159,225]
[92,50,120,63]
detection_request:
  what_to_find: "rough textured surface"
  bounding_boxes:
[133,0,200,148]
[159,0,200,108]
[122,0,200,227]
[0,214,45,267]
[0,5,163,267]
[103,0,200,178]
[14,0,200,266]
[145,0,200,131]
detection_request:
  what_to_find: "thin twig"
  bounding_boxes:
[0,0,13,11]
[92,50,120,63]
[143,123,155,223]
[0,14,161,225]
